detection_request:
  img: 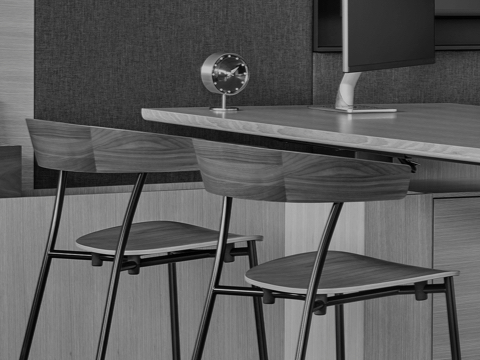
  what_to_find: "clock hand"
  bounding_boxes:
[228,66,240,77]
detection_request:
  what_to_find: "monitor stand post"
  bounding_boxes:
[335,72,361,110]
[309,72,397,113]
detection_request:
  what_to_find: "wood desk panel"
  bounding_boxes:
[142,104,480,164]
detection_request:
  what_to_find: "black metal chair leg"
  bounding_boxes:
[335,302,346,360]
[191,196,233,360]
[95,173,147,360]
[19,255,53,360]
[20,171,68,360]
[295,203,343,360]
[247,240,269,360]
[168,261,182,360]
[445,277,462,360]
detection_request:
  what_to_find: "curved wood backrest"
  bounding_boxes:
[193,139,412,203]
[26,119,198,173]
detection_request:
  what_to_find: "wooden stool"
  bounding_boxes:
[20,119,268,360]
[190,139,461,360]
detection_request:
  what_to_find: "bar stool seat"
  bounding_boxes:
[77,220,261,255]
[246,251,459,294]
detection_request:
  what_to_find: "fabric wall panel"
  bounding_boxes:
[313,51,480,106]
[34,0,313,188]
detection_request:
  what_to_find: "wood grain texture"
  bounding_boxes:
[0,145,22,197]
[27,119,198,173]
[364,194,434,360]
[245,250,457,294]
[284,202,365,360]
[193,139,411,203]
[1,188,285,360]
[0,0,34,190]
[433,197,480,360]
[143,104,480,164]
[76,220,262,255]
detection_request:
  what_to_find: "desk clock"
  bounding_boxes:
[201,53,249,111]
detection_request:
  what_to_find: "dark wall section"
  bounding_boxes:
[34,0,313,188]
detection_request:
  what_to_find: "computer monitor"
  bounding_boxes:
[312,0,435,113]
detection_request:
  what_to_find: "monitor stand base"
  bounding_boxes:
[309,104,397,113]
[310,72,397,114]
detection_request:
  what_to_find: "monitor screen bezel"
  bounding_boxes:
[313,0,480,52]
[341,0,436,73]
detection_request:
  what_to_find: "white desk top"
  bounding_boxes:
[142,103,480,164]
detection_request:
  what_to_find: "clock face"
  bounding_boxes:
[201,53,249,96]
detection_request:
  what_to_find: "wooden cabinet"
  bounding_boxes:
[433,196,480,360]
[365,194,434,360]
[365,193,480,360]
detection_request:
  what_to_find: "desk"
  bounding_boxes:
[143,103,480,360]
[142,103,480,164]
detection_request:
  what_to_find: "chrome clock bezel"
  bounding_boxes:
[201,53,249,96]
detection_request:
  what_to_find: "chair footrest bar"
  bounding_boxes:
[251,284,447,313]
[229,246,250,257]
[121,249,217,271]
[213,286,264,297]
[314,284,447,312]
[49,250,99,261]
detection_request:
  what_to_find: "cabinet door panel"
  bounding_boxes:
[434,197,480,360]
[365,194,433,360]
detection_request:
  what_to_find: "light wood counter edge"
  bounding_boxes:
[141,105,480,165]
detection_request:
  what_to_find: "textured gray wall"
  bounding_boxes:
[313,51,480,105]
[34,0,313,187]
[35,0,313,128]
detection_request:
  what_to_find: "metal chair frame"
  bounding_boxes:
[20,171,269,360]
[191,200,461,360]
[187,139,461,360]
